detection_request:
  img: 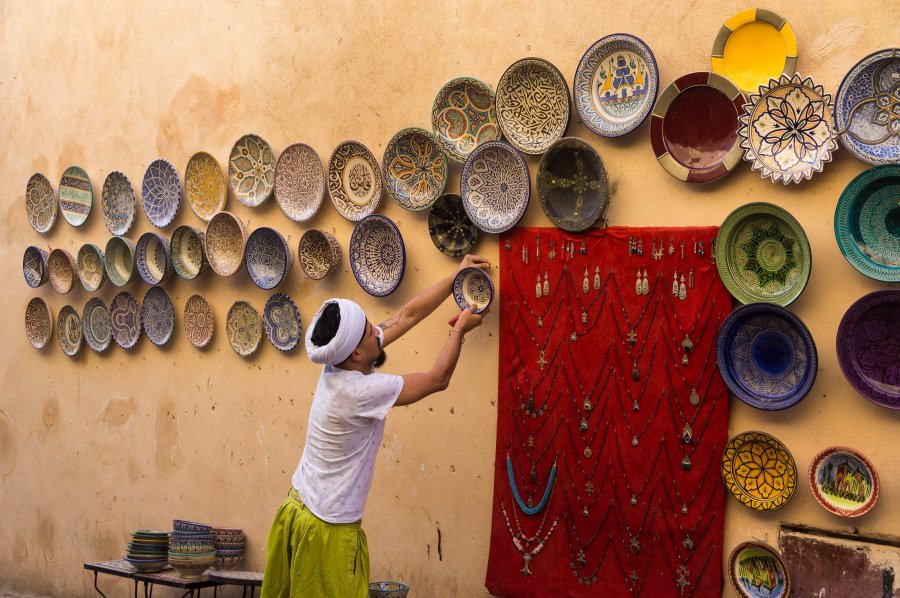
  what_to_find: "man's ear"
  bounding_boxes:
[349,347,363,362]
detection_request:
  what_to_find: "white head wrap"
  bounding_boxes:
[305,298,367,365]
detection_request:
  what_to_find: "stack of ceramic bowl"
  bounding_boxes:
[124,530,169,573]
[168,520,216,579]
[213,527,245,570]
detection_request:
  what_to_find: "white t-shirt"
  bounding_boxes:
[292,363,404,524]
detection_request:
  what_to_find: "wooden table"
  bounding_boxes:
[84,560,218,598]
[207,571,264,598]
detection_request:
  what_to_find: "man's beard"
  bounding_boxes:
[373,348,387,369]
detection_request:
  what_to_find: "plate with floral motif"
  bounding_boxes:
[574,34,659,138]
[809,446,879,518]
[185,152,227,220]
[83,297,112,353]
[716,202,811,306]
[349,215,405,297]
[142,286,175,347]
[382,128,448,211]
[109,291,142,349]
[496,57,570,154]
[739,74,837,184]
[728,541,790,598]
[428,193,478,258]
[460,141,530,234]
[431,77,502,162]
[26,173,57,233]
[102,171,136,235]
[834,49,900,166]
[141,158,181,228]
[226,301,262,356]
[263,293,302,352]
[57,305,83,356]
[228,134,275,207]
[183,294,214,348]
[58,166,93,227]
[25,297,53,349]
[327,140,382,221]
[722,431,797,511]
[452,267,493,314]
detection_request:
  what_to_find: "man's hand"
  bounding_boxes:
[457,254,491,274]
[453,305,488,335]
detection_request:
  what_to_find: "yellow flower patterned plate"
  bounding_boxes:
[722,430,797,511]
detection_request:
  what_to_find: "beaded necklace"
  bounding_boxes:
[514,302,564,371]
[612,378,663,448]
[508,416,563,488]
[562,448,612,517]
[507,454,557,515]
[564,509,615,585]
[611,339,658,412]
[500,498,559,576]
[659,279,717,365]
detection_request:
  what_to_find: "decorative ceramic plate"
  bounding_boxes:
[142,286,175,346]
[834,165,900,281]
[739,74,837,184]
[205,211,247,276]
[452,267,493,313]
[711,9,797,94]
[722,430,797,511]
[327,140,382,221]
[101,171,136,235]
[728,542,790,598]
[431,77,502,162]
[109,291,141,349]
[536,137,609,232]
[184,294,214,348]
[58,166,93,227]
[275,142,325,222]
[382,127,448,211]
[226,301,262,356]
[57,305,82,356]
[76,244,106,292]
[651,72,745,183]
[716,202,811,306]
[171,225,207,280]
[135,232,170,285]
[717,303,818,410]
[836,290,900,409]
[246,227,291,290]
[26,173,57,233]
[25,297,53,349]
[184,151,227,220]
[263,293,302,352]
[460,141,530,233]
[349,214,405,297]
[428,193,478,258]
[105,236,136,287]
[496,58,570,154]
[833,48,900,165]
[23,246,48,288]
[47,248,76,294]
[82,297,112,352]
[809,446,879,518]
[141,158,181,228]
[299,229,341,279]
[228,134,275,207]
[574,34,659,137]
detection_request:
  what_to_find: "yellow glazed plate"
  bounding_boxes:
[722,430,797,511]
[711,8,797,94]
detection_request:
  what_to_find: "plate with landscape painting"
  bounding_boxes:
[809,446,879,518]
[728,541,790,598]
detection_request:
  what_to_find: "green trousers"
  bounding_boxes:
[261,488,369,598]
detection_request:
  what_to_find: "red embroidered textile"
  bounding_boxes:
[486,226,731,597]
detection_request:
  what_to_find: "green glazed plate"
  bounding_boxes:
[834,165,900,282]
[716,202,811,306]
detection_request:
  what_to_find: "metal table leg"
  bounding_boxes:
[91,571,107,598]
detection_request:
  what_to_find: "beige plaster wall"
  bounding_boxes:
[1,1,897,596]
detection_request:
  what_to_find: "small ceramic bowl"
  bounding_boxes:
[369,581,410,598]
[26,172,58,234]
[57,304,83,356]
[76,244,106,292]
[214,555,244,571]
[105,236,136,287]
[47,248,76,294]
[212,527,243,536]
[452,267,493,313]
[214,540,246,550]
[168,554,216,579]
[170,225,207,280]
[135,232,171,285]
[245,227,292,289]
[25,297,53,349]
[183,294,214,348]
[205,211,248,276]
[299,229,341,279]
[23,246,49,288]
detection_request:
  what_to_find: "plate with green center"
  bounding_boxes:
[722,430,797,511]
[716,202,811,306]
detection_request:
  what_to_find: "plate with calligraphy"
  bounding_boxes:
[834,165,900,282]
[728,541,790,598]
[495,57,570,154]
[382,127,448,211]
[228,134,275,207]
[226,300,262,357]
[428,193,478,258]
[836,290,900,409]
[350,215,405,297]
[809,446,879,518]
[739,74,837,184]
[574,34,658,137]
[716,202,811,306]
[185,152,227,220]
[711,9,797,94]
[110,291,142,350]
[431,77,501,163]
[834,48,900,165]
[536,137,609,232]
[717,303,817,411]
[328,140,382,221]
[460,141,530,234]
[722,431,797,511]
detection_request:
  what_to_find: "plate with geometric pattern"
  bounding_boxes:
[185,152,227,221]
[722,430,797,511]
[57,305,83,357]
[349,215,405,297]
[142,159,182,228]
[226,300,262,357]
[228,134,276,207]
[263,293,302,352]
[101,171,136,236]
[58,166,93,227]
[82,297,112,353]
[183,294,214,349]
[382,128,448,211]
[460,141,530,234]
[142,286,175,347]
[110,291,141,349]
[431,77,502,163]
[496,57,570,154]
[26,173,57,234]
[452,267,493,314]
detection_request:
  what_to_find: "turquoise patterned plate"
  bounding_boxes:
[382,127,448,211]
[58,166,93,227]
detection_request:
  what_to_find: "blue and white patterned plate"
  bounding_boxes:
[460,141,530,234]
[142,286,175,346]
[263,293,302,352]
[574,34,659,137]
[382,127,448,211]
[110,291,141,349]
[141,158,182,228]
[57,305,83,357]
[349,215,406,297]
[23,246,48,288]
[245,227,292,290]
[452,267,493,314]
[102,171,136,235]
[717,303,818,411]
[834,49,900,166]
[136,232,171,285]
[82,297,111,353]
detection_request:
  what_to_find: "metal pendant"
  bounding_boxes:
[580,417,588,433]
[632,362,640,382]
[581,310,587,324]
[641,270,649,295]
[679,276,686,301]
[627,330,637,347]
[630,536,640,553]
[594,267,601,291]
[633,399,640,412]
[582,505,589,517]
[527,394,535,412]
[585,481,594,496]
[689,388,700,406]
[631,436,638,447]
[682,424,693,445]
[630,494,637,506]
[669,238,675,255]
[535,274,541,298]
[537,350,547,371]
[548,241,556,261]
[527,497,534,509]
[576,549,586,568]
[683,535,694,550]
[580,239,587,255]
[505,239,511,252]
[583,269,589,294]
[527,435,534,449]
[673,270,679,297]
[682,455,692,471]
[682,353,689,366]
[543,272,549,297]
[681,503,688,515]
[584,447,592,458]
[681,336,694,353]
[537,316,543,328]
[535,236,540,261]
[583,398,592,412]
[635,269,642,295]
[570,332,577,342]
[520,553,532,576]
[530,464,537,484]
